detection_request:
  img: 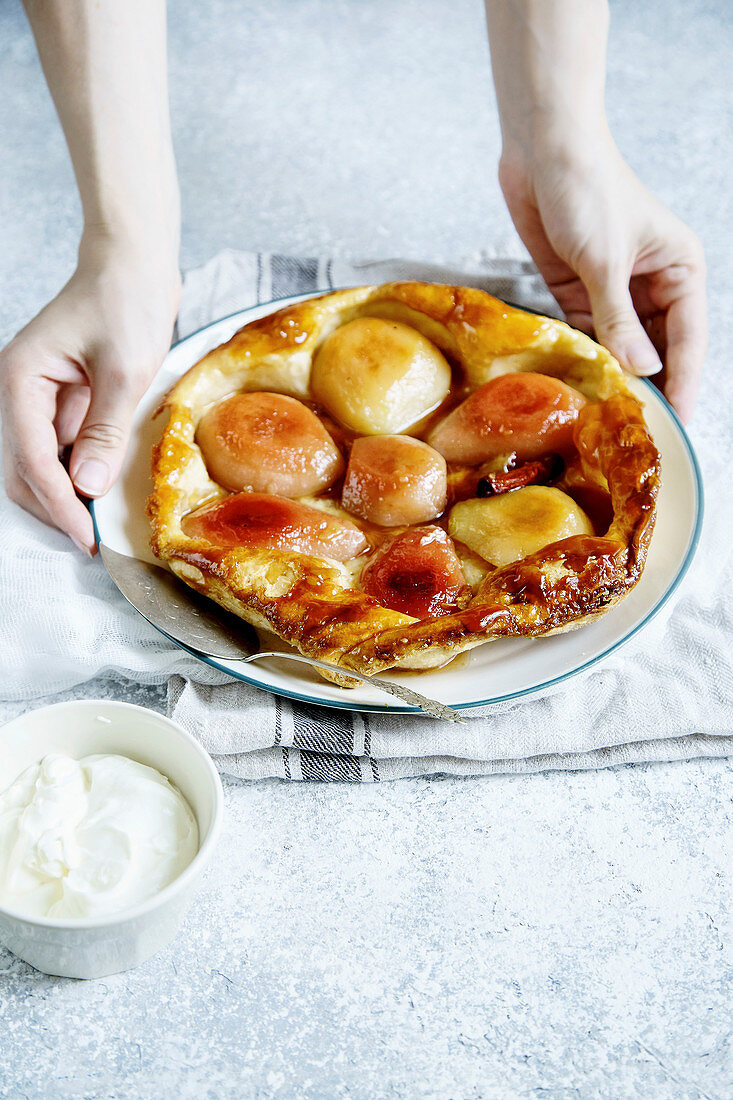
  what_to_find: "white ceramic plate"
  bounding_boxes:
[91,293,703,714]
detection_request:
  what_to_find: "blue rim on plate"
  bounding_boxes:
[91,296,704,715]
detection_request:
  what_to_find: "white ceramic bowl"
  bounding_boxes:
[0,700,223,979]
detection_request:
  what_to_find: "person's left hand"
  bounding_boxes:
[498,133,707,422]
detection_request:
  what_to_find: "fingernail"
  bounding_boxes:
[70,534,93,557]
[73,459,109,496]
[626,342,662,377]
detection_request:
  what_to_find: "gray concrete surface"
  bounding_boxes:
[0,1,731,1097]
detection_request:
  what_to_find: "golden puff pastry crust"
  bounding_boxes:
[147,282,660,682]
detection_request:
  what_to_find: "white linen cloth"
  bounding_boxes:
[1,250,731,780]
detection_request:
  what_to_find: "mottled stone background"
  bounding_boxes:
[0,1,731,1097]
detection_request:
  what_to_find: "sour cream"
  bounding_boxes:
[0,754,199,920]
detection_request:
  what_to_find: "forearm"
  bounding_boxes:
[23,0,179,261]
[484,0,611,161]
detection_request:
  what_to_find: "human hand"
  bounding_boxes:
[0,229,181,554]
[498,133,707,422]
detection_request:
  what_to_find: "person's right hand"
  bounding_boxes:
[0,229,181,555]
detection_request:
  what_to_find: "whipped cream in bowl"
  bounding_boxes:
[0,701,223,978]
[0,753,199,921]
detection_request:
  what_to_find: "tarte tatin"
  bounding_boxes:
[147,282,660,685]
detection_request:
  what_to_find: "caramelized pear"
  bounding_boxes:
[196,392,343,497]
[428,372,586,464]
[311,317,451,434]
[342,435,447,526]
[182,493,368,561]
[449,486,592,567]
[361,526,467,619]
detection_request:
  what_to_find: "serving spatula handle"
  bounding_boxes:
[245,651,466,724]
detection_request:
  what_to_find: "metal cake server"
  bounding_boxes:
[99,544,465,724]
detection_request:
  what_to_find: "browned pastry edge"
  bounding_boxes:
[147,282,660,681]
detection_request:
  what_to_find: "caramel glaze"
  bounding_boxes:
[171,534,395,662]
[181,491,367,561]
[151,283,660,678]
[361,527,470,620]
[178,387,636,630]
[342,392,659,671]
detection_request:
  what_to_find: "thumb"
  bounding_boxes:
[69,368,140,498]
[586,272,662,377]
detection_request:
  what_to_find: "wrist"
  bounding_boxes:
[77,222,182,322]
[82,212,179,268]
[81,160,180,267]
[79,217,180,283]
[501,112,613,173]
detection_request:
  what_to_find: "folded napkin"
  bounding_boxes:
[1,250,731,780]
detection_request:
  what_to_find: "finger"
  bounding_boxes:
[68,361,144,498]
[564,310,594,336]
[7,472,95,556]
[5,465,57,528]
[628,274,659,319]
[643,312,668,362]
[54,383,91,446]
[585,270,663,377]
[543,276,595,334]
[4,406,96,555]
[662,286,708,423]
[2,440,52,525]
